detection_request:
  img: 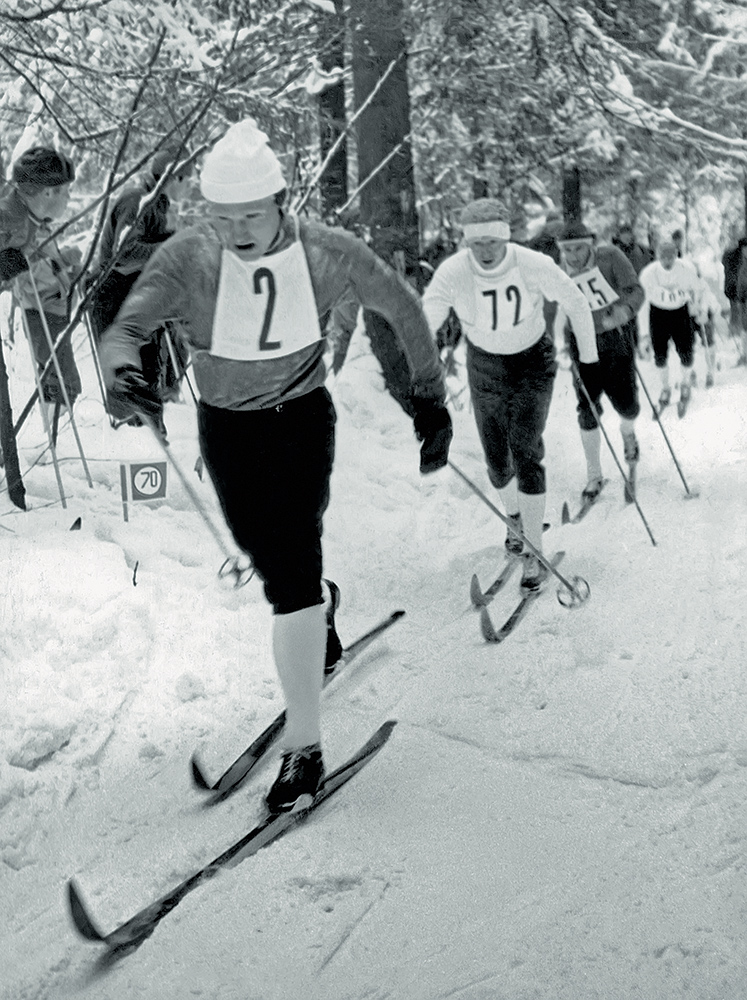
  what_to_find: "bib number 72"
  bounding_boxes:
[482,284,522,330]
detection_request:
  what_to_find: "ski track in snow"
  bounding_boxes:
[1,315,746,1000]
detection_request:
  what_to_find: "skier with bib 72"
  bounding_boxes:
[422,199,598,593]
[98,120,452,814]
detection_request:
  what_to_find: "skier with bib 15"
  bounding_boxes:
[98,119,452,814]
[422,199,598,593]
[556,221,644,505]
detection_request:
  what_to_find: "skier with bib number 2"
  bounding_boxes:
[98,120,452,814]
[422,199,598,593]
[556,221,645,504]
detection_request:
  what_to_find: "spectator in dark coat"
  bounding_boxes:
[612,224,653,276]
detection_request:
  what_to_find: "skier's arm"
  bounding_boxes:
[339,236,446,402]
[598,248,644,331]
[421,262,458,340]
[533,256,598,363]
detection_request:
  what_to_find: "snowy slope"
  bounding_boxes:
[1,315,746,1000]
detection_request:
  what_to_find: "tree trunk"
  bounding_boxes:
[562,164,582,222]
[350,0,419,273]
[350,0,422,416]
[317,0,347,218]
[0,336,26,510]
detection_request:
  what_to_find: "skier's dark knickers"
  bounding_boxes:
[198,386,336,615]
[466,333,556,495]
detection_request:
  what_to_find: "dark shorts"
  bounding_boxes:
[198,387,336,615]
[466,333,557,495]
[649,304,694,367]
[569,328,640,430]
[24,309,81,405]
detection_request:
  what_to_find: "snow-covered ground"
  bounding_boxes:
[1,311,746,1000]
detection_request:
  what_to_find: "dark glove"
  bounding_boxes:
[0,247,29,282]
[108,366,163,421]
[411,397,453,474]
[577,361,604,404]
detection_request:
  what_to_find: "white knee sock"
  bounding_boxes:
[580,427,602,482]
[518,491,546,553]
[497,477,519,517]
[272,604,326,749]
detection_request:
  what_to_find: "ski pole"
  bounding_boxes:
[18,309,67,508]
[634,362,698,499]
[447,459,590,608]
[571,361,657,547]
[144,417,254,588]
[24,263,94,489]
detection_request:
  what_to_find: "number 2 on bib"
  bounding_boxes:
[482,284,522,330]
[253,267,279,350]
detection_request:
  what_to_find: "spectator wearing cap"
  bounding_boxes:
[89,145,192,424]
[98,118,450,814]
[422,198,598,593]
[612,224,653,276]
[0,146,82,410]
[557,221,644,502]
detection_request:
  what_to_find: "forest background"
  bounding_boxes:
[3,0,747,303]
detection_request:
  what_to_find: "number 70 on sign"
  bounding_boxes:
[119,462,168,521]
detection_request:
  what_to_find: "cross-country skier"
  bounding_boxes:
[98,119,451,814]
[638,241,703,414]
[422,199,598,592]
[556,222,644,502]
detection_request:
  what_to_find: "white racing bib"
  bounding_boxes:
[648,280,690,310]
[210,237,322,361]
[572,265,619,313]
[468,267,538,352]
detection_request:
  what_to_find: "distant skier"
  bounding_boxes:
[556,222,644,502]
[98,119,451,814]
[422,198,598,593]
[638,241,703,414]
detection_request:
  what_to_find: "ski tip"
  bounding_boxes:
[67,879,106,943]
[470,574,487,608]
[391,609,406,620]
[69,516,82,531]
[479,606,499,643]
[561,502,570,526]
[190,754,213,791]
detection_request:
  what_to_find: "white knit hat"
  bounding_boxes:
[200,119,286,203]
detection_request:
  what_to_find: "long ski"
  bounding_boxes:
[191,609,405,803]
[479,552,565,644]
[561,481,608,525]
[68,720,397,959]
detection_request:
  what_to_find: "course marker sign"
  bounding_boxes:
[120,462,168,521]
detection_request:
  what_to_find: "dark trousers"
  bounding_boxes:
[198,388,336,615]
[569,328,640,431]
[24,309,81,405]
[467,334,557,496]
[650,304,694,368]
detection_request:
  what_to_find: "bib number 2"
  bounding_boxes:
[482,284,522,330]
[253,267,278,350]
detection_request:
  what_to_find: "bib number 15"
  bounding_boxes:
[482,284,522,330]
[253,267,279,350]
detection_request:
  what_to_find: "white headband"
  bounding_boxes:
[462,221,510,241]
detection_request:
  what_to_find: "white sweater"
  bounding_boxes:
[423,244,598,363]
